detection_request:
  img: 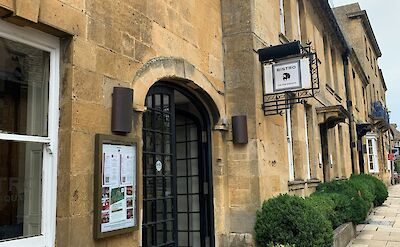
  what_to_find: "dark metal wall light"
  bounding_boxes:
[232,115,248,144]
[111,87,133,134]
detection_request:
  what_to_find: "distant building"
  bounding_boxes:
[391,124,400,159]
[334,3,392,185]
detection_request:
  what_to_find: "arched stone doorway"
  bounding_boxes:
[141,82,215,247]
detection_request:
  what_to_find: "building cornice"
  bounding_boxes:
[312,1,348,52]
[379,69,387,91]
[347,10,382,58]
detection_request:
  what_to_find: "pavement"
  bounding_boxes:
[348,184,400,247]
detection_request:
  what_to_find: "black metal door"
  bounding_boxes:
[175,110,208,247]
[143,86,213,247]
[143,87,176,247]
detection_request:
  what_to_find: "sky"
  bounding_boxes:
[330,0,400,126]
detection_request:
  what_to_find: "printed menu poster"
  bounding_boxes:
[101,144,136,233]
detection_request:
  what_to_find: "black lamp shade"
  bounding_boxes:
[111,87,133,134]
[232,115,248,144]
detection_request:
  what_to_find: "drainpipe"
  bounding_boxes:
[342,50,356,175]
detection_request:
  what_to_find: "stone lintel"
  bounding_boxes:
[317,105,349,129]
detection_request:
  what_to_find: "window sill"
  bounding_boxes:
[306,178,321,188]
[288,179,306,191]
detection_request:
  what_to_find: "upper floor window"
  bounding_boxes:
[0,20,59,247]
[365,36,369,60]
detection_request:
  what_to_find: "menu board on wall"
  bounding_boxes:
[94,135,138,239]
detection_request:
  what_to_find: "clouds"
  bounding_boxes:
[332,0,400,125]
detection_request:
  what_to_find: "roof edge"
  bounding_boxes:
[347,10,382,57]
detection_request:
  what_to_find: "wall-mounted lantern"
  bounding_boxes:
[111,87,133,134]
[232,115,248,144]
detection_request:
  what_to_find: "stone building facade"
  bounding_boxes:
[334,3,393,185]
[0,0,391,247]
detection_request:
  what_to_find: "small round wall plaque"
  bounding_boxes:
[155,160,162,172]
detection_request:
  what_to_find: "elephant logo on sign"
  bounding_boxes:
[283,73,291,81]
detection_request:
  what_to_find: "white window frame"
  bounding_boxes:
[304,108,311,180]
[366,133,379,174]
[279,0,285,34]
[0,20,59,247]
[286,108,295,181]
[296,0,302,39]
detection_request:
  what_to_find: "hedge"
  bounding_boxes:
[254,194,333,247]
[305,193,341,229]
[255,174,388,246]
[349,174,388,206]
[314,179,370,224]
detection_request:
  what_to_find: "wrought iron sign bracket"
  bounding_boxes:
[259,43,320,116]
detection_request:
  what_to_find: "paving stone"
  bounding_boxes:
[349,185,400,246]
[351,239,387,246]
[386,242,400,247]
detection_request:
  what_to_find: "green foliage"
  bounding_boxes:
[348,178,374,205]
[315,180,370,224]
[267,244,295,247]
[305,193,341,229]
[254,174,389,247]
[254,194,333,247]
[350,174,388,206]
[395,161,400,173]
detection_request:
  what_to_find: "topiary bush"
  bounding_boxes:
[348,179,374,206]
[350,174,388,206]
[267,244,295,247]
[349,174,376,205]
[305,193,341,229]
[254,194,333,247]
[314,180,370,224]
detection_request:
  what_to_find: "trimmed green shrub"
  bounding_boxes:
[305,193,341,229]
[395,161,400,173]
[348,179,374,205]
[267,244,295,247]
[315,180,369,224]
[350,174,388,206]
[349,174,376,205]
[255,194,333,247]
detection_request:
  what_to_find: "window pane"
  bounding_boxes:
[0,140,42,241]
[0,37,50,136]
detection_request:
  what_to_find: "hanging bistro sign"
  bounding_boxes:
[263,58,312,94]
[258,41,320,116]
[94,134,138,239]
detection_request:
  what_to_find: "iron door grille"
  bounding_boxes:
[143,89,176,247]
